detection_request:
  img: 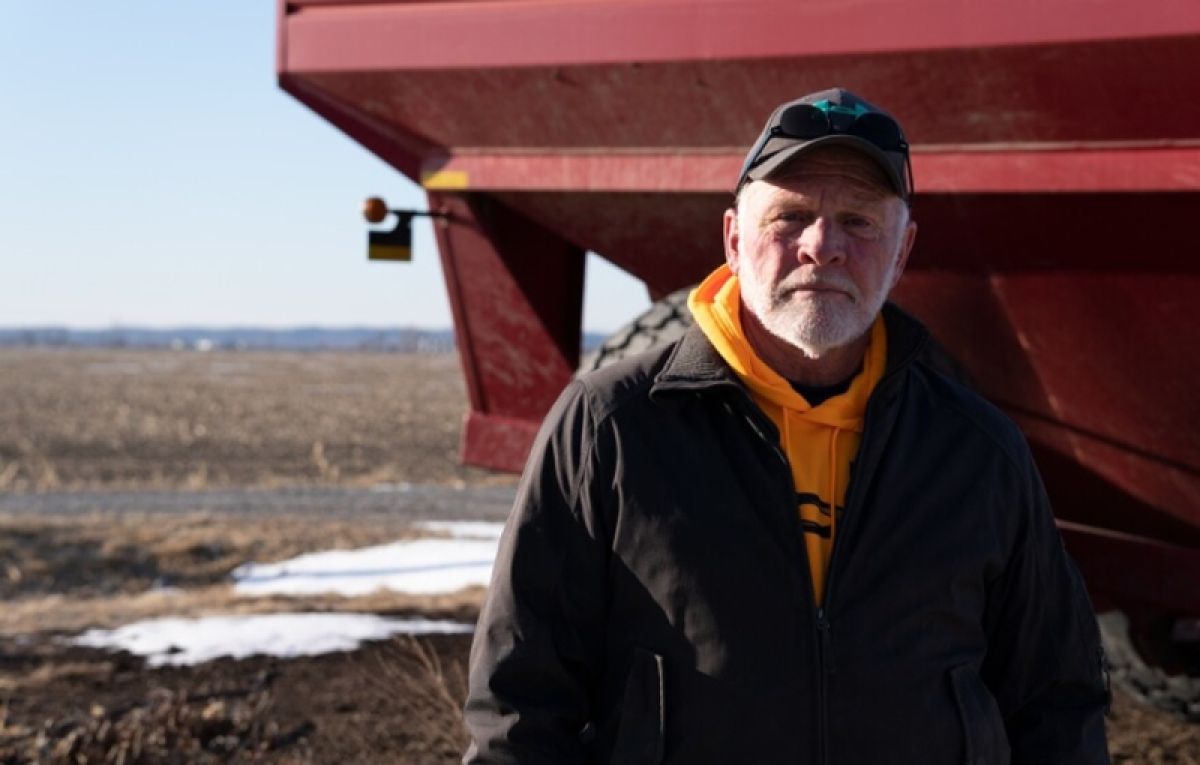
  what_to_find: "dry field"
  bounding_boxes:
[0,348,502,492]
[0,347,1197,763]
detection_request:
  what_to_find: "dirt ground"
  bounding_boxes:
[1,348,1197,763]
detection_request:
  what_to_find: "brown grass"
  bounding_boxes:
[354,636,471,755]
[0,348,501,492]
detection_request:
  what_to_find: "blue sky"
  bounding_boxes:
[0,2,647,331]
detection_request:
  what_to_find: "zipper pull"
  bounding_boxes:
[816,609,833,672]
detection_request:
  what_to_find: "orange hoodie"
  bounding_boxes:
[688,265,887,604]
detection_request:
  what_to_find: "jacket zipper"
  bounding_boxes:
[735,399,830,765]
[811,375,902,765]
[737,373,902,765]
[816,607,831,765]
[670,309,926,765]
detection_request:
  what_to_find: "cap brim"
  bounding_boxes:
[745,134,908,199]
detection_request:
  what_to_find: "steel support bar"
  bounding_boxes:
[428,191,585,474]
[419,146,1200,194]
[1060,521,1200,614]
[282,0,1200,73]
[462,412,543,474]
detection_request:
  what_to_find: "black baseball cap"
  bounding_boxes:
[736,88,912,202]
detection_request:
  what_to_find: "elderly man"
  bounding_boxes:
[463,88,1110,764]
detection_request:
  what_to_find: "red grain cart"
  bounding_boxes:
[276,0,1200,659]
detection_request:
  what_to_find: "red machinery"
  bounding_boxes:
[276,0,1200,622]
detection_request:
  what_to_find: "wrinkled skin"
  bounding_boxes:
[724,147,917,384]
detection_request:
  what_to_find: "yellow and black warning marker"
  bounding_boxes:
[363,197,450,262]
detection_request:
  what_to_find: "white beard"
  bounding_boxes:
[740,258,898,359]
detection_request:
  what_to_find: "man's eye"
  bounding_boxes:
[842,215,879,233]
[776,211,812,224]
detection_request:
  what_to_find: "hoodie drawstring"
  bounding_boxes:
[829,427,840,547]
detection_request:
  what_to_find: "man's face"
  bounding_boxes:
[724,148,917,359]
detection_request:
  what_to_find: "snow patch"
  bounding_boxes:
[73,613,473,667]
[232,520,505,597]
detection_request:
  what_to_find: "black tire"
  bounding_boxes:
[1099,611,1200,721]
[579,287,696,373]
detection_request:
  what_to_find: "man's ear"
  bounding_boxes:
[723,207,741,273]
[890,219,918,289]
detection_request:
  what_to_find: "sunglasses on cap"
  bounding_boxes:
[737,100,914,201]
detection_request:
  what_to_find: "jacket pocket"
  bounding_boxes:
[949,664,1011,765]
[610,647,665,765]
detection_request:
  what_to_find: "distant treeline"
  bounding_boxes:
[0,327,457,353]
[0,327,609,353]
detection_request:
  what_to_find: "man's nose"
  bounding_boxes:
[797,217,846,266]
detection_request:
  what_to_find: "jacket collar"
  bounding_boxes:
[650,302,930,400]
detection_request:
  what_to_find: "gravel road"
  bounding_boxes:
[0,484,518,521]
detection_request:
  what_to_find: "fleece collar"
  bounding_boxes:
[650,278,929,402]
[687,265,885,429]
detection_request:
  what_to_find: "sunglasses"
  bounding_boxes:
[738,102,913,199]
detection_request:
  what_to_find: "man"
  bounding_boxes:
[463,88,1110,764]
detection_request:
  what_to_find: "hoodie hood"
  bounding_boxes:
[687,264,887,604]
[687,264,886,430]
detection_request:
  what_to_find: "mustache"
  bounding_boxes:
[775,277,859,300]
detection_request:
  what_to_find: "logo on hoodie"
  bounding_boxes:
[796,491,844,539]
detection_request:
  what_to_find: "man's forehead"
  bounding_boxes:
[767,147,895,198]
[743,174,896,211]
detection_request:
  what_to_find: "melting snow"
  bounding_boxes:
[72,521,503,666]
[232,520,505,597]
[73,612,473,667]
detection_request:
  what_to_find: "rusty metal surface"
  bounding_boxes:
[429,191,584,438]
[277,0,1200,613]
[284,50,1200,158]
[1061,521,1200,615]
[890,192,1200,545]
[413,146,1200,194]
[281,0,1200,72]
[461,411,541,474]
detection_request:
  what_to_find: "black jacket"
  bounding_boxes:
[464,305,1110,764]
